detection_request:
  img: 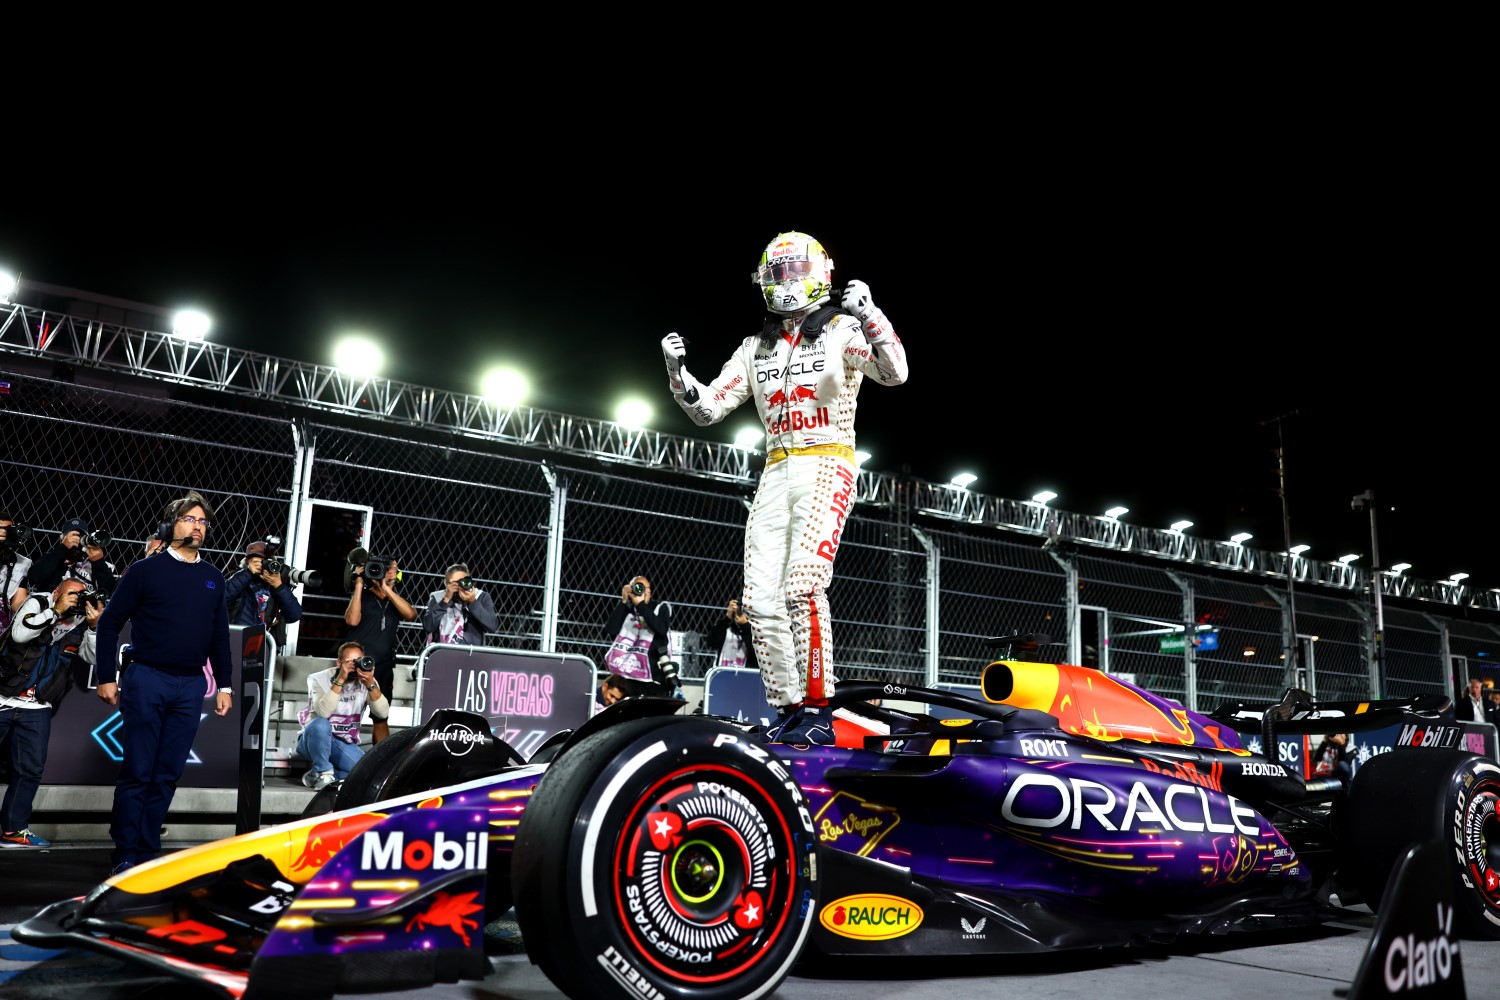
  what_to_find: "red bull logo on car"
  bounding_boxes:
[983,659,1246,751]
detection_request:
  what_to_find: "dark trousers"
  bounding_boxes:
[0,705,50,832]
[109,667,207,867]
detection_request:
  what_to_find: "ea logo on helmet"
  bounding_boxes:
[432,722,484,756]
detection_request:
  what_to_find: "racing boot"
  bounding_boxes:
[762,704,803,743]
[771,705,835,746]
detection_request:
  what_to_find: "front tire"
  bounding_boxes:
[512,716,819,1000]
[1345,747,1500,938]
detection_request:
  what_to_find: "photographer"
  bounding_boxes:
[1,514,33,630]
[0,578,101,848]
[295,641,388,791]
[26,518,117,596]
[224,540,305,637]
[422,563,499,646]
[706,597,758,672]
[602,576,682,699]
[342,550,416,745]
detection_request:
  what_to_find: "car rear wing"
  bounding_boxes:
[1208,686,1456,761]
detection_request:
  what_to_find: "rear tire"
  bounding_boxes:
[512,716,819,1000]
[1345,747,1500,938]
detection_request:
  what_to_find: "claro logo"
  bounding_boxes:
[1384,903,1457,991]
[818,893,923,940]
[432,723,486,756]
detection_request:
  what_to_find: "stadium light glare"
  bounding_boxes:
[480,366,529,409]
[333,335,384,378]
[171,308,212,341]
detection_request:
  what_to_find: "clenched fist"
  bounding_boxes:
[841,280,877,323]
[841,280,893,345]
[661,332,687,373]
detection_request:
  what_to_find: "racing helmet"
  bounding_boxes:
[752,231,833,315]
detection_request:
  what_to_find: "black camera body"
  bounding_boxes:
[83,529,112,549]
[255,536,321,589]
[355,656,376,672]
[78,587,105,608]
[458,577,475,592]
[0,523,32,550]
[631,581,646,597]
[364,556,391,581]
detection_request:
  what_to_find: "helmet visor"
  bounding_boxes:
[756,259,820,287]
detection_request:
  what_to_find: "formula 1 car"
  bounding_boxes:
[15,634,1500,1000]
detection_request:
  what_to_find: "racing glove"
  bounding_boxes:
[661,332,689,391]
[840,280,893,345]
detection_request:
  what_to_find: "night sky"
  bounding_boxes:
[1,145,1484,587]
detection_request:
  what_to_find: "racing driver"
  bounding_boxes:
[660,231,908,745]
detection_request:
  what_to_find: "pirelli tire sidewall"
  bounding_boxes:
[512,716,820,1000]
[1346,747,1500,939]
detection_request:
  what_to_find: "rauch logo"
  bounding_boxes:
[818,893,923,940]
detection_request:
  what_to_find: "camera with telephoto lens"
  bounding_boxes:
[355,656,375,673]
[83,529,112,548]
[257,535,321,588]
[630,581,645,596]
[458,577,475,592]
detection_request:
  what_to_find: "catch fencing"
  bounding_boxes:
[3,366,1494,713]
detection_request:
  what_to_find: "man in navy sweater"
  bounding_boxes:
[94,491,232,876]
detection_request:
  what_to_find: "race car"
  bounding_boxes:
[16,634,1500,1000]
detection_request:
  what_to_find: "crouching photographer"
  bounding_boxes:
[342,548,415,745]
[0,579,101,848]
[224,538,309,643]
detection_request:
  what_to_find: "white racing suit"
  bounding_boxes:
[668,307,907,708]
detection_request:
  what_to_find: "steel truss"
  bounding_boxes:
[3,300,1490,612]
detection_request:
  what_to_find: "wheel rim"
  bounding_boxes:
[610,761,799,986]
[1462,774,1500,909]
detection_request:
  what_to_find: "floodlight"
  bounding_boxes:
[1449,572,1470,583]
[1288,544,1310,555]
[854,450,871,467]
[614,397,652,429]
[1389,562,1412,574]
[171,308,212,341]
[950,472,978,488]
[0,269,16,303]
[1031,491,1057,505]
[1336,554,1360,565]
[734,427,762,450]
[1230,532,1253,544]
[333,335,384,378]
[1170,520,1193,532]
[1104,506,1128,519]
[480,366,529,409]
